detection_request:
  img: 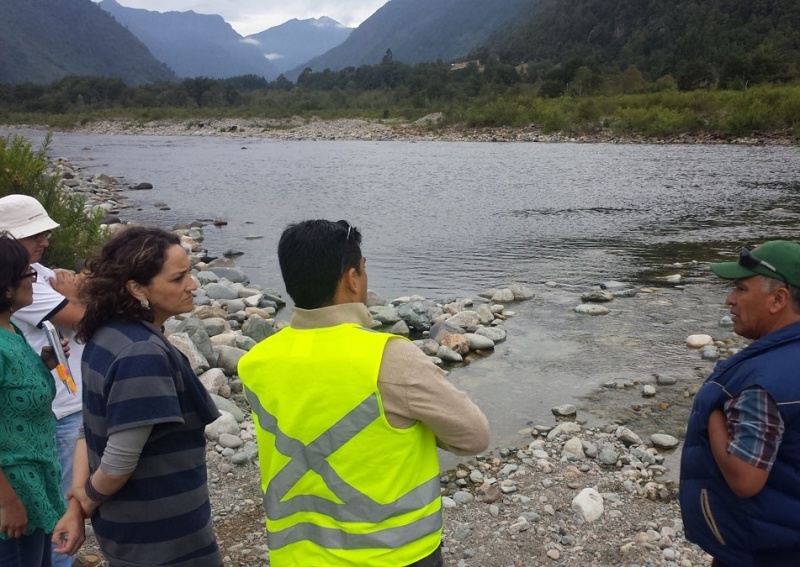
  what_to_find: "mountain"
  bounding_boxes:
[246,17,352,77]
[0,0,176,85]
[486,0,800,88]
[287,0,534,79]
[98,0,279,80]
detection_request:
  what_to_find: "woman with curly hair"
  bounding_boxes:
[70,226,222,567]
[0,233,84,565]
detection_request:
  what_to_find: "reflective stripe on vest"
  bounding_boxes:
[245,386,443,550]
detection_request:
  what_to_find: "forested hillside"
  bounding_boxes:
[0,0,176,85]
[289,0,535,78]
[485,0,800,91]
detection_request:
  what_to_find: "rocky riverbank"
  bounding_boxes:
[49,156,736,567]
[21,115,799,145]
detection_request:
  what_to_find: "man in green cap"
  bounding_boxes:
[680,240,800,567]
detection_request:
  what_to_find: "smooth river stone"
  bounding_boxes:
[685,334,713,348]
[574,304,610,315]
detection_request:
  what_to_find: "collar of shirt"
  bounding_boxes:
[290,302,372,330]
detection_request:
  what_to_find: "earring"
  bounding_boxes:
[141,298,150,309]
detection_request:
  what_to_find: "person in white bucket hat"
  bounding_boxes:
[0,194,89,567]
[0,194,61,241]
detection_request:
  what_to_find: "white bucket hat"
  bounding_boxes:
[0,194,60,239]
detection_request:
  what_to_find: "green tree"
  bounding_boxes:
[620,65,646,94]
[570,66,594,96]
[0,133,105,268]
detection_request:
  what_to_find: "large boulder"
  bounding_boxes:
[397,300,442,332]
[441,333,469,356]
[203,282,239,300]
[429,321,465,343]
[207,267,249,284]
[369,305,401,325]
[509,283,534,300]
[241,314,275,343]
[176,317,217,366]
[198,368,227,395]
[446,310,481,330]
[167,332,209,375]
[215,345,247,376]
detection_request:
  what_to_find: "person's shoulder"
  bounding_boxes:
[31,263,55,279]
[382,335,437,371]
[94,321,163,351]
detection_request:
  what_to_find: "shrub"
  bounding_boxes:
[0,133,105,268]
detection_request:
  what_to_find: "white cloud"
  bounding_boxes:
[95,0,384,35]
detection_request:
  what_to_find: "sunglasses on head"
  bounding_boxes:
[336,220,353,242]
[738,247,787,283]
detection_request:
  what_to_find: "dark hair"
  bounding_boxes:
[77,226,181,342]
[0,232,32,313]
[278,219,362,309]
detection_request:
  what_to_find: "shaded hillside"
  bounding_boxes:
[99,0,279,80]
[486,0,800,89]
[287,0,535,79]
[246,18,352,76]
[0,0,175,85]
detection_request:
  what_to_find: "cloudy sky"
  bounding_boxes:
[94,0,387,35]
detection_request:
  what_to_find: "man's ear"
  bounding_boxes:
[342,266,360,294]
[769,285,790,313]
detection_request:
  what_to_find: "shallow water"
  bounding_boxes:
[5,128,800,449]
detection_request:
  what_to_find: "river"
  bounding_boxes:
[5,128,800,451]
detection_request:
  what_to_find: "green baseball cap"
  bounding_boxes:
[710,240,800,287]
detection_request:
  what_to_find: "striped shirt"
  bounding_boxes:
[725,386,785,472]
[81,320,222,567]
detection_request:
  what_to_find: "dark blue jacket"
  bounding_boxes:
[680,321,800,567]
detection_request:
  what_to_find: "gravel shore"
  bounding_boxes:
[35,115,800,146]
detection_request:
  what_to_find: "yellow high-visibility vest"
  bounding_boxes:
[238,323,443,567]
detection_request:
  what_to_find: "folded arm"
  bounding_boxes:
[708,387,783,499]
[380,339,490,456]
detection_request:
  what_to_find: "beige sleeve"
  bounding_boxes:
[378,338,490,456]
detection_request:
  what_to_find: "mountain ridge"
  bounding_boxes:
[0,0,176,85]
[246,17,352,76]
[98,0,279,80]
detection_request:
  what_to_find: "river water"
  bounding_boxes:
[5,128,800,451]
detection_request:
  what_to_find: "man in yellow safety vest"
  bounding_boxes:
[238,219,490,567]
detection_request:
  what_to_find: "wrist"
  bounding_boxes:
[85,474,111,504]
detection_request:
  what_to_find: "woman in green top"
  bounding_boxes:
[0,233,84,565]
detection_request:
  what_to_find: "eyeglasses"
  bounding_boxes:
[739,247,787,282]
[31,231,52,243]
[17,270,37,283]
